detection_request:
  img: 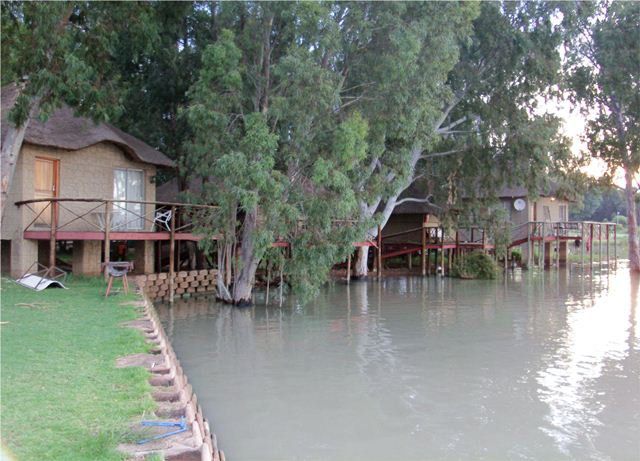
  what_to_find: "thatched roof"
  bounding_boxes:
[1,85,174,167]
[460,180,562,200]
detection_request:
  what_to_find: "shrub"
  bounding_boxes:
[612,215,627,228]
[452,251,498,279]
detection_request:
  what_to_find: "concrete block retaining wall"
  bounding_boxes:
[135,269,218,301]
[137,294,225,461]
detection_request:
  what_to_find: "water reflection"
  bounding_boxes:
[159,265,639,461]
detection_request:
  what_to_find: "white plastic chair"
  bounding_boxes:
[153,209,172,231]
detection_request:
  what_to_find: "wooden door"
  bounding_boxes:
[34,157,59,226]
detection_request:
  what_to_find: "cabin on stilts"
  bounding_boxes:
[1,85,221,301]
[368,182,617,276]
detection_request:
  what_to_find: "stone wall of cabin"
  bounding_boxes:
[2,142,157,277]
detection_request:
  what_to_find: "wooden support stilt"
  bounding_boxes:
[541,223,546,269]
[103,200,111,279]
[606,224,610,267]
[377,224,382,279]
[556,223,560,268]
[440,228,445,277]
[169,205,176,303]
[421,226,427,277]
[346,252,351,283]
[265,262,270,305]
[527,222,532,269]
[49,201,57,271]
[590,223,594,270]
[156,240,161,272]
[614,224,617,267]
[581,223,585,269]
[279,256,284,307]
[598,224,603,267]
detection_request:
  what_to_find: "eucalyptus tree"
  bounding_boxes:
[562,1,640,272]
[0,1,157,220]
[348,1,573,276]
[184,3,368,304]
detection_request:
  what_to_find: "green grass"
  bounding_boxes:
[568,230,630,264]
[0,277,155,461]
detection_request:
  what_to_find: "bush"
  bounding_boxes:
[452,251,498,280]
[612,215,627,228]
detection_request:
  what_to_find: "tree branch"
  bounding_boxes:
[420,149,465,160]
[395,195,434,207]
[437,116,468,134]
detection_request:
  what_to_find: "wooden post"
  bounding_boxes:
[556,223,560,267]
[614,224,617,267]
[440,227,445,277]
[590,223,594,270]
[346,252,351,283]
[421,226,427,276]
[606,224,610,267]
[541,222,546,269]
[527,222,532,269]
[581,222,585,269]
[598,223,603,268]
[156,241,161,272]
[169,205,176,303]
[49,201,57,270]
[279,256,284,307]
[103,200,111,279]
[377,224,382,279]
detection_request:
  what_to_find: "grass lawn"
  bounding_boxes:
[568,229,630,264]
[1,276,155,461]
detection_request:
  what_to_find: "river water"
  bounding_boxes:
[158,265,639,461]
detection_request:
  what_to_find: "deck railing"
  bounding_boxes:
[16,197,219,236]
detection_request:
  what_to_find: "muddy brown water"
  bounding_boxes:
[158,264,639,461]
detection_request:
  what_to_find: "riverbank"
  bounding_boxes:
[0,277,154,460]
[1,276,223,461]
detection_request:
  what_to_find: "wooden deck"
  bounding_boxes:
[23,230,211,241]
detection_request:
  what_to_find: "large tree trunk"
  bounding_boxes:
[624,166,640,272]
[352,146,423,278]
[1,94,42,223]
[231,207,261,306]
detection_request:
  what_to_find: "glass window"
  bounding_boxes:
[113,169,144,230]
[559,205,567,221]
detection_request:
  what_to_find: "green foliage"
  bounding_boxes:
[561,1,640,270]
[183,8,373,298]
[452,252,499,280]
[613,215,628,228]
[0,278,154,460]
[1,2,158,124]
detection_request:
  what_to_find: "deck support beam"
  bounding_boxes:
[377,224,382,279]
[49,202,57,271]
[421,226,427,276]
[169,206,176,303]
[103,201,111,279]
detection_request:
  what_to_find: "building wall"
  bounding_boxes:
[499,197,530,226]
[383,214,441,244]
[531,197,570,222]
[2,142,157,276]
[499,196,570,224]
